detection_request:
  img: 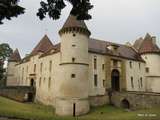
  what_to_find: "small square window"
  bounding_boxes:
[71,74,76,78]
[73,34,76,37]
[72,44,76,47]
[146,67,149,73]
[72,57,75,62]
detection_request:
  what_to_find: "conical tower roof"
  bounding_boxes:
[9,49,21,62]
[31,35,54,55]
[138,33,160,54]
[62,15,88,29]
[59,15,91,36]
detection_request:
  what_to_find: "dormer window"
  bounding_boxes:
[107,44,119,52]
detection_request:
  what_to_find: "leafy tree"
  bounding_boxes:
[0,43,13,86]
[37,0,93,20]
[0,0,93,24]
[0,0,25,24]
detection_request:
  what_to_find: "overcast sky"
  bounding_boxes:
[0,0,160,57]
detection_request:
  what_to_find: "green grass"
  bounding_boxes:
[0,96,160,120]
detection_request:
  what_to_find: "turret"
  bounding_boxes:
[138,33,160,76]
[56,15,91,116]
[7,49,21,86]
[134,33,160,92]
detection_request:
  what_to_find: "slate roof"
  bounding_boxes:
[30,35,55,56]
[89,39,144,62]
[134,33,160,54]
[38,38,144,62]
[61,15,88,29]
[9,49,21,62]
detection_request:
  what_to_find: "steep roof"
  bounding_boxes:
[61,15,88,29]
[89,39,144,62]
[39,38,144,62]
[9,49,21,62]
[133,37,144,50]
[135,33,160,54]
[30,35,54,56]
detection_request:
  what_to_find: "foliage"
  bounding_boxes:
[37,0,93,20]
[0,43,13,61]
[0,96,160,120]
[0,43,12,84]
[0,0,25,24]
[0,0,93,24]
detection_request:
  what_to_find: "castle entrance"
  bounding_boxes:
[111,69,120,91]
[30,78,35,87]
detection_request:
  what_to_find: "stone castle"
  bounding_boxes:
[6,15,160,116]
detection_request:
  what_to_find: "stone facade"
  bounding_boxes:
[6,15,160,116]
[111,91,160,109]
[0,86,34,102]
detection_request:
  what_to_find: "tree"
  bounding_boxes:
[0,0,93,24]
[0,0,25,24]
[0,43,13,86]
[37,0,93,20]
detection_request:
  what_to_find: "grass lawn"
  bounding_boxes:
[0,96,160,120]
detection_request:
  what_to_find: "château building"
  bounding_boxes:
[6,15,160,116]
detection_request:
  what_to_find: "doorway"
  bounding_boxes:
[30,79,35,87]
[111,69,120,91]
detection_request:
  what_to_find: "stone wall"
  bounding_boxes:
[111,91,160,109]
[0,86,35,102]
[89,95,109,107]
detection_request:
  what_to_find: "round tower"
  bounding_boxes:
[56,15,91,116]
[138,33,160,92]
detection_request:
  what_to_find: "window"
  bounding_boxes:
[72,57,75,62]
[146,67,149,73]
[129,61,132,68]
[34,64,36,73]
[43,77,46,83]
[73,33,76,37]
[113,60,118,66]
[49,61,52,72]
[72,44,76,47]
[131,77,134,88]
[102,64,105,70]
[71,74,76,78]
[140,77,143,88]
[94,57,97,69]
[40,63,43,73]
[138,79,140,89]
[22,68,24,81]
[103,80,105,87]
[94,74,98,87]
[48,77,51,89]
[39,77,41,87]
[139,63,141,69]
